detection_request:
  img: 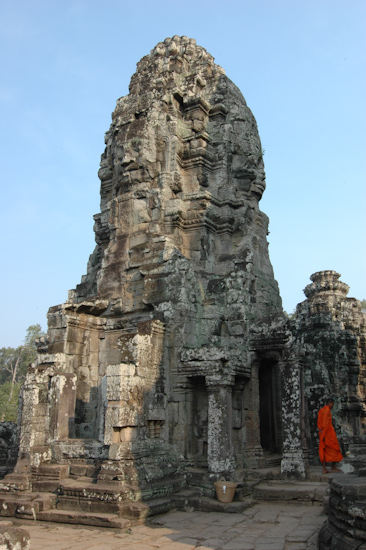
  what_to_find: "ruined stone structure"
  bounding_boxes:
[319,466,366,549]
[1,38,365,526]
[0,423,18,480]
[292,271,366,457]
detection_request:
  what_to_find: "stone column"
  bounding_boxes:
[280,353,307,480]
[49,374,77,441]
[206,374,235,477]
[18,383,40,455]
[243,361,265,468]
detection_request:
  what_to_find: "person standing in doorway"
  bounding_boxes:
[317,398,343,473]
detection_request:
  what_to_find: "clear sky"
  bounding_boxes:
[1,0,365,348]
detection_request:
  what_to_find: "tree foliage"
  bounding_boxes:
[284,309,296,320]
[0,324,45,421]
[0,382,21,422]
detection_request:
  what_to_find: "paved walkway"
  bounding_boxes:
[4,502,326,550]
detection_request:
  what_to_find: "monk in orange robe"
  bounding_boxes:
[317,398,343,473]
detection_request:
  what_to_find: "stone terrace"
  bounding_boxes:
[2,501,327,550]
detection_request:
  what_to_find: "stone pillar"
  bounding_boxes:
[206,374,235,477]
[18,384,40,455]
[104,363,139,450]
[280,353,307,480]
[242,362,265,468]
[49,374,77,441]
[97,375,107,443]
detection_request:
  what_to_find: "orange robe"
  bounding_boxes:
[317,405,343,463]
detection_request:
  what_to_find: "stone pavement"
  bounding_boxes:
[4,502,326,550]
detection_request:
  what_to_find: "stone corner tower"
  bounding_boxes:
[293,270,366,454]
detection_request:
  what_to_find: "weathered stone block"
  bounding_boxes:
[173,425,188,442]
[0,523,30,549]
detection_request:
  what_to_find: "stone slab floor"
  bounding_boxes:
[3,502,326,550]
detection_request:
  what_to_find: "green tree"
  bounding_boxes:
[18,324,45,381]
[0,381,21,422]
[0,347,22,399]
[0,324,45,421]
[284,309,296,320]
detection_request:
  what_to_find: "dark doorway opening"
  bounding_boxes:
[259,361,280,454]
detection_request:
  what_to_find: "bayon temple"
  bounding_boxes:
[1,37,366,539]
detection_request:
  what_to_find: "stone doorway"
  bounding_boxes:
[258,360,282,455]
[73,386,99,440]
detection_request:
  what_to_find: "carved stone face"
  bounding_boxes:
[82,36,274,304]
[98,36,266,207]
[231,153,266,200]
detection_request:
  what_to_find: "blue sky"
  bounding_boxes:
[1,0,365,347]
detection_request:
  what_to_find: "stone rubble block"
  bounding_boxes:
[0,521,30,550]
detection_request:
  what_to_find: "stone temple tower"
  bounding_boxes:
[292,271,366,456]
[1,37,311,520]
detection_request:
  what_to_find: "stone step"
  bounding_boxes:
[54,489,197,520]
[263,453,282,468]
[172,491,254,513]
[32,475,97,493]
[32,493,57,512]
[56,494,150,521]
[306,469,340,483]
[58,478,137,500]
[35,508,131,529]
[243,465,332,483]
[31,480,61,493]
[252,480,327,504]
[185,467,250,499]
[0,474,30,491]
[265,458,282,467]
[54,488,254,522]
[243,466,282,481]
[69,463,100,479]
[31,464,69,480]
[0,493,57,518]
